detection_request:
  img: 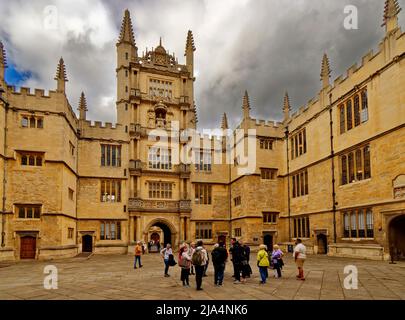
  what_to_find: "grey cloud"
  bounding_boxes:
[0,0,403,130]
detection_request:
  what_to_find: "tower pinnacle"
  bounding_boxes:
[55,57,68,93]
[78,92,88,121]
[118,9,136,46]
[0,41,7,82]
[382,0,401,33]
[242,90,251,120]
[320,53,331,89]
[221,113,229,130]
[283,91,291,122]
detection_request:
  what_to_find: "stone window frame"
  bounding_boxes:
[100,221,122,240]
[195,222,212,240]
[292,216,310,239]
[234,228,242,237]
[342,207,374,239]
[292,169,309,198]
[148,181,173,199]
[263,212,278,224]
[259,138,274,150]
[100,179,122,203]
[339,88,369,135]
[21,114,44,129]
[233,196,241,207]
[101,144,122,167]
[194,183,212,205]
[15,204,41,220]
[261,168,277,180]
[19,151,44,167]
[290,128,307,160]
[67,227,74,239]
[148,147,172,170]
[340,144,371,185]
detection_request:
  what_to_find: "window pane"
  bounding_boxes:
[27,208,33,218]
[364,146,371,179]
[19,207,25,218]
[354,95,360,127]
[37,118,43,128]
[34,207,40,219]
[346,100,353,130]
[348,152,354,183]
[340,105,345,134]
[361,90,368,122]
[341,155,347,185]
[29,156,35,166]
[366,209,373,238]
[30,117,36,128]
[356,150,363,181]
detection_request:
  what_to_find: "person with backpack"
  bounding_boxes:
[179,244,192,287]
[134,241,143,269]
[211,242,228,286]
[192,240,208,291]
[160,243,173,277]
[257,244,270,284]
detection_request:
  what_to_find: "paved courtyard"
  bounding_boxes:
[0,253,404,300]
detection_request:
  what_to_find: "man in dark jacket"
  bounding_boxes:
[211,242,228,286]
[231,240,247,283]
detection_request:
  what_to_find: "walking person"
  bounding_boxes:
[271,244,283,278]
[257,244,270,284]
[192,240,208,291]
[179,244,192,287]
[189,242,196,275]
[293,239,306,280]
[160,243,173,277]
[134,241,143,269]
[211,242,228,286]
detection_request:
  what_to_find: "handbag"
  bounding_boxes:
[168,254,177,266]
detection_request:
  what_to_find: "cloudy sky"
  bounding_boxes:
[0,0,403,129]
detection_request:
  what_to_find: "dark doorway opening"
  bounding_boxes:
[82,235,93,253]
[263,233,273,252]
[389,215,405,261]
[20,236,36,259]
[152,222,172,248]
[317,234,328,254]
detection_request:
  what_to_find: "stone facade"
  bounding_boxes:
[0,2,404,261]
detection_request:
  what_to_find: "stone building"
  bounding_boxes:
[0,0,404,261]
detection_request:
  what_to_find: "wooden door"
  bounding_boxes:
[82,235,93,252]
[20,236,36,259]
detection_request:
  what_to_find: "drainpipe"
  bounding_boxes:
[285,127,291,242]
[0,88,9,248]
[329,93,337,243]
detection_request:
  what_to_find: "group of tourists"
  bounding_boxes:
[134,238,307,290]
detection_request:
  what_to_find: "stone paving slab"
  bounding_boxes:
[0,254,404,300]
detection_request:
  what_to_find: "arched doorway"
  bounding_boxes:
[152,222,172,247]
[82,235,93,253]
[151,232,160,243]
[389,215,405,261]
[317,234,328,254]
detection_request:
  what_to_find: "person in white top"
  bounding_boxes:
[293,239,307,280]
[160,243,173,277]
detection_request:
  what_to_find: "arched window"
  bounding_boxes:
[21,155,28,166]
[28,155,35,166]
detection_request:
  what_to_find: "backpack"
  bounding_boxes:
[192,250,203,266]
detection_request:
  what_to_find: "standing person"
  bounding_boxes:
[192,240,208,291]
[293,239,306,280]
[242,242,252,277]
[271,244,283,278]
[160,243,173,277]
[134,241,143,269]
[203,249,210,277]
[229,238,237,279]
[179,244,192,287]
[231,240,247,284]
[211,242,228,286]
[189,242,196,275]
[141,241,146,255]
[257,244,270,284]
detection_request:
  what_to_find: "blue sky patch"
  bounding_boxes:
[5,64,32,85]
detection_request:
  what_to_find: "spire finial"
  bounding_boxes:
[320,53,331,88]
[382,0,401,32]
[55,57,68,82]
[118,9,136,46]
[78,91,88,120]
[185,30,196,56]
[221,113,229,130]
[283,91,291,121]
[242,90,251,119]
[0,41,7,68]
[159,37,162,47]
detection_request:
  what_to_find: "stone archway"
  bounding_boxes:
[144,219,177,249]
[388,214,405,261]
